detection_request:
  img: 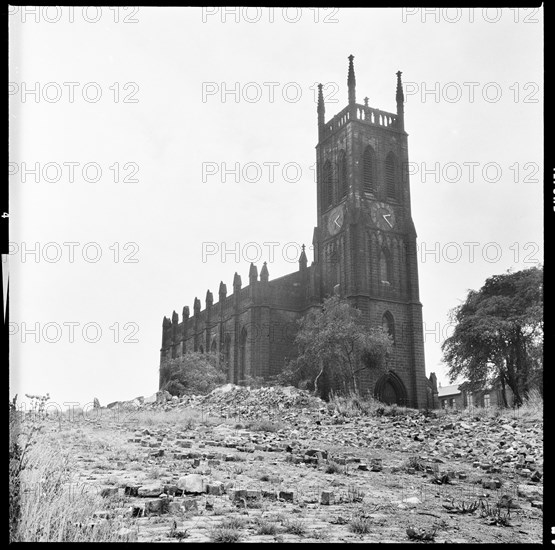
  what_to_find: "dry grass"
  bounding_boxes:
[282,518,307,536]
[255,518,278,535]
[349,515,372,534]
[458,389,543,423]
[329,392,379,417]
[14,423,135,542]
[246,419,280,432]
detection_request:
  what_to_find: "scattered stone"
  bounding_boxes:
[93,397,101,409]
[138,484,164,498]
[131,506,144,518]
[177,474,207,494]
[167,501,183,514]
[144,498,168,515]
[206,482,225,496]
[321,491,334,505]
[124,486,139,497]
[93,510,113,519]
[531,501,543,510]
[517,484,543,502]
[482,478,502,490]
[182,498,199,512]
[279,490,294,502]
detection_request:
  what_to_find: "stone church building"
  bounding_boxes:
[160,56,430,408]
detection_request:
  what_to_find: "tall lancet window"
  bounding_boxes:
[338,150,347,199]
[385,152,397,199]
[382,311,395,344]
[380,247,392,284]
[323,160,333,209]
[363,145,376,193]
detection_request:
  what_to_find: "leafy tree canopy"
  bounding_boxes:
[280,296,392,399]
[160,352,226,396]
[442,265,543,406]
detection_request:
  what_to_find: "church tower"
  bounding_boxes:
[313,56,427,408]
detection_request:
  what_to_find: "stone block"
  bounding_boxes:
[177,474,207,494]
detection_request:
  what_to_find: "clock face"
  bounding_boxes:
[327,204,344,236]
[371,202,396,230]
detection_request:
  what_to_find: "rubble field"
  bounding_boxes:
[28,385,544,543]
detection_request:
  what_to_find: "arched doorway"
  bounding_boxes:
[374,371,407,406]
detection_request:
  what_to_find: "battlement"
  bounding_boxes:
[321,103,400,141]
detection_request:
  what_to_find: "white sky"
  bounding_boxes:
[8,7,543,408]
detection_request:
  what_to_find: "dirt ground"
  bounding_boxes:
[25,395,544,544]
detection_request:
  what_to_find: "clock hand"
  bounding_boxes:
[334,215,341,228]
[382,214,393,228]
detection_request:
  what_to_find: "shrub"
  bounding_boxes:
[160,352,226,396]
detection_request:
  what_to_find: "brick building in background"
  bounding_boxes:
[160,56,429,408]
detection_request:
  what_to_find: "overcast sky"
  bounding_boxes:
[9,6,543,408]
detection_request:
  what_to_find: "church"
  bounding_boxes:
[159,56,430,408]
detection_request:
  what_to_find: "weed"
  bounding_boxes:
[168,520,189,540]
[442,498,479,514]
[479,499,512,526]
[349,515,372,534]
[325,460,346,475]
[406,456,425,472]
[255,519,278,535]
[220,516,247,530]
[344,484,365,503]
[209,527,242,543]
[283,519,307,536]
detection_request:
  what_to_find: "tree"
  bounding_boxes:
[280,296,392,399]
[160,352,227,396]
[442,265,543,407]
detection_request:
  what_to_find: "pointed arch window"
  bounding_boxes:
[380,247,392,284]
[363,146,376,193]
[323,160,333,210]
[385,152,397,199]
[338,149,348,199]
[382,311,395,344]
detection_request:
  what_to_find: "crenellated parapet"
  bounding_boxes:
[318,55,405,142]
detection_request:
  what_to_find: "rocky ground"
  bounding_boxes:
[26,386,544,543]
